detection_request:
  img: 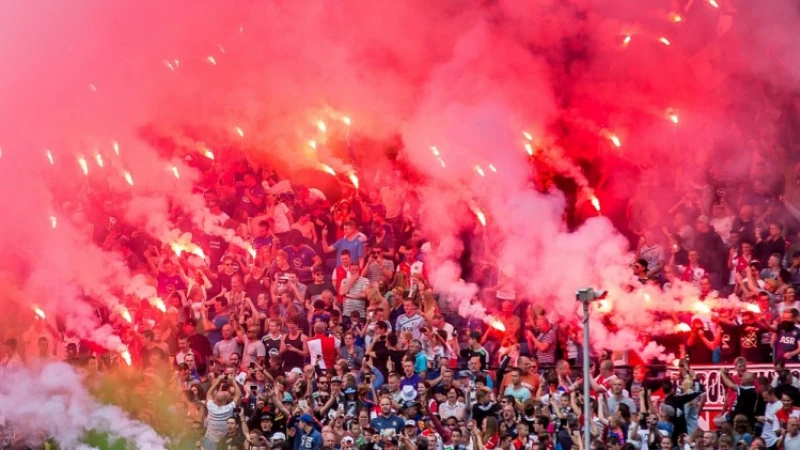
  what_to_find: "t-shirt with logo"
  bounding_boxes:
[283,244,318,281]
[776,327,800,361]
[740,323,772,363]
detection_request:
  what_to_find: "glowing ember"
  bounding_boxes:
[522,131,533,141]
[470,205,486,227]
[591,195,601,212]
[88,84,97,92]
[524,142,534,156]
[430,146,440,157]
[708,0,719,8]
[204,149,215,160]
[437,157,446,168]
[308,140,317,149]
[596,300,612,313]
[94,153,104,168]
[674,323,692,333]
[120,349,132,366]
[672,359,681,367]
[474,165,485,177]
[235,126,244,138]
[743,303,761,313]
[659,37,671,46]
[609,134,622,147]
[119,306,132,323]
[693,301,712,314]
[124,171,134,186]
[151,297,167,312]
[218,44,226,54]
[164,60,175,71]
[173,59,180,67]
[623,35,632,46]
[669,113,679,124]
[669,13,683,22]
[247,246,256,258]
[33,306,46,320]
[317,120,327,133]
[171,165,180,179]
[488,164,497,173]
[112,140,120,156]
[320,164,336,176]
[45,150,54,165]
[207,56,217,65]
[49,215,57,229]
[490,319,506,332]
[170,241,206,259]
[342,116,351,126]
[77,156,89,176]
[644,293,652,302]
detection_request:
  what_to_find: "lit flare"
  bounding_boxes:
[609,134,622,148]
[33,306,46,320]
[342,116,351,126]
[124,171,134,186]
[164,60,175,71]
[49,215,58,229]
[120,348,132,366]
[474,165,485,177]
[523,131,533,141]
[235,126,244,138]
[623,35,632,46]
[207,56,217,65]
[708,0,719,8]
[171,165,180,179]
[317,121,327,133]
[489,319,506,332]
[437,157,446,168]
[674,323,692,333]
[308,140,317,150]
[119,306,132,323]
[46,150,54,165]
[204,149,215,160]
[488,164,497,173]
[320,164,336,176]
[112,140,120,156]
[669,13,683,22]
[590,195,601,212]
[348,172,360,189]
[95,153,104,168]
[743,303,761,313]
[524,142,534,156]
[659,37,671,46]
[470,205,486,227]
[151,297,167,313]
[77,156,89,176]
[430,146,440,157]
[88,84,97,92]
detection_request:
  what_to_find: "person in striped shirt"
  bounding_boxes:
[340,263,370,319]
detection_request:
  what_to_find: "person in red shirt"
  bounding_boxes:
[775,392,800,427]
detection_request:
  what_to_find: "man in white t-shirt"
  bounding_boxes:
[780,416,800,450]
[395,299,425,340]
[202,373,242,450]
[761,389,784,448]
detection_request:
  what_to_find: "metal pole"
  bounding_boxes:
[582,300,591,450]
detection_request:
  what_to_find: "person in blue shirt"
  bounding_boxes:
[253,220,278,251]
[294,414,322,450]
[371,397,405,434]
[283,232,321,283]
[322,221,365,266]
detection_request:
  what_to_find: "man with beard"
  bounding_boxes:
[738,310,772,363]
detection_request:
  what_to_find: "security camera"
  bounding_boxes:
[576,288,608,302]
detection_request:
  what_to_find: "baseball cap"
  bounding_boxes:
[283,392,294,403]
[331,376,342,384]
[405,420,417,427]
[271,432,287,443]
[299,414,315,424]
[342,437,355,445]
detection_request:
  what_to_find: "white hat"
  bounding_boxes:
[271,432,287,443]
[400,385,418,403]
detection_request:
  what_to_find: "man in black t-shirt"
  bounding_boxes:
[739,311,772,363]
[306,267,335,303]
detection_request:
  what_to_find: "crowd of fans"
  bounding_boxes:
[3,143,800,450]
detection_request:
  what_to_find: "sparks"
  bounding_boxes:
[88,84,97,92]
[124,170,134,186]
[152,297,167,312]
[591,195,601,212]
[743,303,761,313]
[708,0,719,8]
[77,156,89,176]
[342,116,351,126]
[33,306,46,320]
[347,172,360,189]
[488,164,497,173]
[470,205,486,227]
[164,60,175,71]
[49,215,57,229]
[308,140,317,150]
[235,126,244,138]
[669,12,683,23]
[112,140,120,156]
[609,134,622,147]
[669,113,679,124]
[430,146,440,157]
[489,319,506,332]
[674,323,692,333]
[218,44,226,54]
[623,35,632,46]
[247,246,257,258]
[120,349,132,366]
[320,164,336,176]
[437,157,446,168]
[207,56,217,65]
[522,131,533,141]
[317,120,327,133]
[659,37,671,46]
[524,142,534,156]
[204,149,215,160]
[94,153,104,168]
[171,165,180,179]
[596,300,612,313]
[644,293,652,302]
[45,150,54,165]
[474,165,486,177]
